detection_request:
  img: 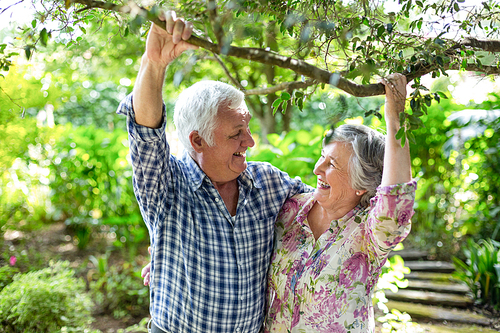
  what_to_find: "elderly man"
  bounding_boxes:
[117,11,311,333]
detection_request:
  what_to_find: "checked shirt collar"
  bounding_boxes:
[180,150,263,193]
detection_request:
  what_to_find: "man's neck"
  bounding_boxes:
[212,179,239,216]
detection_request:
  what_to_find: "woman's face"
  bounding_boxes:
[313,142,361,213]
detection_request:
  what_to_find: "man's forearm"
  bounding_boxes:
[132,55,168,128]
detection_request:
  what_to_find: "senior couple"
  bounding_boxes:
[118,10,416,333]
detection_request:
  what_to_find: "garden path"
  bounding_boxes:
[384,249,500,332]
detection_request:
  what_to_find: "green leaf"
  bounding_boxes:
[281,100,289,113]
[454,2,460,11]
[31,20,37,29]
[281,92,291,101]
[40,28,49,47]
[297,98,303,111]
[433,93,440,103]
[272,98,282,108]
[272,100,282,115]
[24,45,32,60]
[436,91,448,99]
[424,94,432,107]
[395,127,405,140]
[377,25,385,37]
[407,130,417,144]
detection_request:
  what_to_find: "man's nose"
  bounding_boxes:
[243,129,255,147]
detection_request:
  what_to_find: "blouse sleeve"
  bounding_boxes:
[367,180,417,256]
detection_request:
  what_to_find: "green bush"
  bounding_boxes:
[0,265,19,291]
[452,238,500,309]
[0,261,94,333]
[88,255,149,319]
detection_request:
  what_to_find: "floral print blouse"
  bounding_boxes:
[264,180,417,333]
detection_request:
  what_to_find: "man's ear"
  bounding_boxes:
[189,131,204,153]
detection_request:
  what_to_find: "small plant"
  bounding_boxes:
[0,261,94,333]
[0,265,19,291]
[65,216,98,250]
[452,238,500,309]
[88,255,149,319]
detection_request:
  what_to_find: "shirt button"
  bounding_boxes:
[215,198,219,202]
[240,295,244,300]
[235,328,241,332]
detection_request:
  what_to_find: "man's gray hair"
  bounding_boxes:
[325,124,385,207]
[174,81,245,154]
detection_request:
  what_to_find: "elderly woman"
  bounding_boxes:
[142,74,415,332]
[263,73,415,333]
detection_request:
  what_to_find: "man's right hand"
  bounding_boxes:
[132,10,198,128]
[145,10,198,67]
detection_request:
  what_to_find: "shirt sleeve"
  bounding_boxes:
[367,179,417,256]
[116,93,171,233]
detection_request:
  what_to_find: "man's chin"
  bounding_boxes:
[231,161,248,174]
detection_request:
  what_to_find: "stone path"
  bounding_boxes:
[383,249,499,331]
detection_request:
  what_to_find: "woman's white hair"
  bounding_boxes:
[325,124,386,207]
[174,81,245,154]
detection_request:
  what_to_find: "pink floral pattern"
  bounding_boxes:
[264,180,417,333]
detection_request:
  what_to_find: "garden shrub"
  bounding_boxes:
[0,265,19,291]
[452,238,500,309]
[0,261,94,333]
[88,255,149,319]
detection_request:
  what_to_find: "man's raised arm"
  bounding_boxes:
[133,11,197,128]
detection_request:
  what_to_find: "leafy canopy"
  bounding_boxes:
[1,0,500,137]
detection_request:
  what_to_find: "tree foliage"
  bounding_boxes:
[2,0,500,135]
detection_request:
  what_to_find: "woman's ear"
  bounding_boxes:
[189,131,204,153]
[355,189,368,196]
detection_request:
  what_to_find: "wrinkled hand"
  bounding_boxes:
[381,73,407,119]
[145,10,198,67]
[141,247,151,286]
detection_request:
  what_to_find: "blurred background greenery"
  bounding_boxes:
[1,2,500,331]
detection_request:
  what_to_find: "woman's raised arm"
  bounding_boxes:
[380,74,412,186]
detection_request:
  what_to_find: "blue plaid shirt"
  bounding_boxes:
[117,94,312,333]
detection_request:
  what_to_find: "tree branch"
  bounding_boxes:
[245,79,317,96]
[458,37,500,53]
[207,0,223,48]
[69,0,500,98]
[212,53,245,90]
[0,0,23,14]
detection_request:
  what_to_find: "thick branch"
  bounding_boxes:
[459,38,500,52]
[69,0,500,97]
[245,80,317,96]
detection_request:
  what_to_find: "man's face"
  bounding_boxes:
[198,102,255,184]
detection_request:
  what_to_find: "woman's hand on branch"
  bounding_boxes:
[145,10,198,67]
[380,73,412,186]
[381,73,407,128]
